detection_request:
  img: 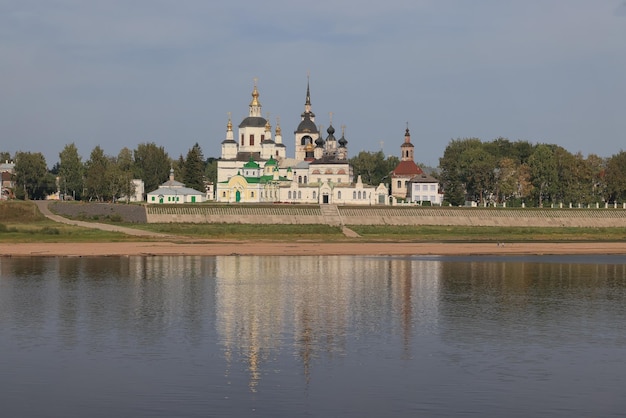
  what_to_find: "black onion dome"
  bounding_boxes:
[315,135,325,148]
[338,135,347,147]
[296,116,318,133]
[326,124,336,141]
[239,116,267,128]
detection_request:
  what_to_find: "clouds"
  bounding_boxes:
[1,0,625,167]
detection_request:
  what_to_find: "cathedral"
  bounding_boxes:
[215,79,388,205]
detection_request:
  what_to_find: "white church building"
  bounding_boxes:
[215,80,388,205]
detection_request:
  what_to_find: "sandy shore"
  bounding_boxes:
[2,241,626,257]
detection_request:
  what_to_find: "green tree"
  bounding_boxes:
[528,144,558,207]
[58,143,84,200]
[605,151,626,203]
[1,151,12,162]
[439,138,483,205]
[133,142,170,193]
[586,154,607,203]
[349,151,398,187]
[183,143,206,192]
[116,147,136,203]
[14,152,55,199]
[205,157,218,185]
[460,146,496,204]
[84,146,110,201]
[494,157,518,203]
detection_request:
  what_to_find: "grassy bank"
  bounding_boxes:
[3,200,626,243]
[0,201,143,243]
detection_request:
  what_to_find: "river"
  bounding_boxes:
[1,255,625,417]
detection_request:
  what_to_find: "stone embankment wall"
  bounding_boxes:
[146,205,326,224]
[145,204,626,228]
[50,202,148,223]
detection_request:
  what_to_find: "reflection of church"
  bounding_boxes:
[215,79,388,204]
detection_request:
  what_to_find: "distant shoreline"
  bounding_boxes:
[2,241,626,257]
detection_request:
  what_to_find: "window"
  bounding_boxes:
[251,192,254,198]
[313,191,316,199]
[261,134,265,142]
[298,176,302,183]
[353,191,356,199]
[430,184,436,191]
[288,191,292,199]
[304,176,307,184]
[151,196,155,201]
[222,191,226,197]
[241,134,244,146]
[397,180,401,188]
[338,191,342,199]
[250,134,254,146]
[298,191,301,199]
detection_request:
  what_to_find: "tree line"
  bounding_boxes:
[2,143,214,201]
[4,137,626,206]
[438,138,626,207]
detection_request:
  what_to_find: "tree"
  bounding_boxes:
[58,143,84,200]
[0,151,11,162]
[182,143,206,192]
[84,146,110,201]
[459,146,496,204]
[133,142,170,193]
[14,152,55,199]
[439,138,483,205]
[205,157,218,185]
[116,147,136,203]
[494,157,518,203]
[528,144,558,206]
[349,151,398,187]
[605,151,626,203]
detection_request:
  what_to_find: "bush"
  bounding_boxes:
[39,226,60,235]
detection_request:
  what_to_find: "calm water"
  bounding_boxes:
[1,255,626,417]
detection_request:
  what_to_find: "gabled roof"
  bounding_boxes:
[392,160,423,176]
[408,173,439,184]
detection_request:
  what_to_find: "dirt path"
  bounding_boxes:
[34,201,174,238]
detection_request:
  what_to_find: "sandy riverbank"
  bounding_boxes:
[2,241,626,257]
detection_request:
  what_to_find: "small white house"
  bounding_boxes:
[147,169,205,204]
[407,173,444,205]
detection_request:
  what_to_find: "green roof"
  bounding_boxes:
[243,155,260,168]
[265,156,277,166]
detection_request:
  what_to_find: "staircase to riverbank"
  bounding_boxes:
[320,204,342,226]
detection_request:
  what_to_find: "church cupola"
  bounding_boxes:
[295,76,320,161]
[400,125,415,162]
[221,112,238,160]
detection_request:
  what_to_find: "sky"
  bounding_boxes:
[1,0,625,168]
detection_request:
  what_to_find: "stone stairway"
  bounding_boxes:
[320,204,343,226]
[320,204,361,237]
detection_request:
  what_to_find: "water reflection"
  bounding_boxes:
[1,255,626,417]
[214,256,442,390]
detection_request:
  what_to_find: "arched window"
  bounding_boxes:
[313,191,316,199]
[358,191,362,199]
[298,176,302,183]
[338,191,342,199]
[353,191,356,199]
[250,134,255,146]
[397,180,401,188]
[288,191,292,199]
[298,191,302,199]
[304,176,307,184]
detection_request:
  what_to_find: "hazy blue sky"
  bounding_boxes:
[2,0,625,167]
